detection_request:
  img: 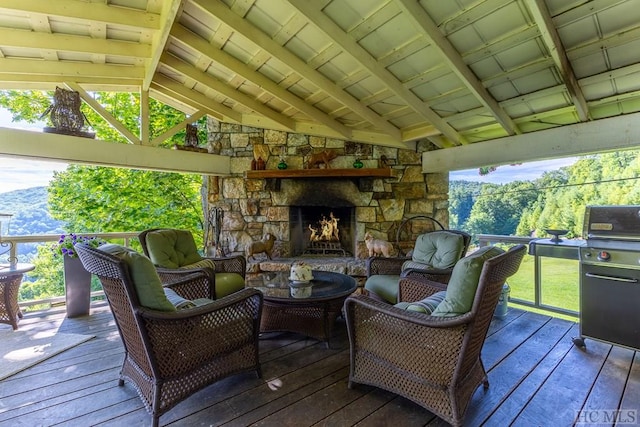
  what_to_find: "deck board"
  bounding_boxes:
[0,301,638,427]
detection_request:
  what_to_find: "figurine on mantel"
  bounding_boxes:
[307,149,338,169]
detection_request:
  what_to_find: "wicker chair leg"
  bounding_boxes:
[483,378,490,389]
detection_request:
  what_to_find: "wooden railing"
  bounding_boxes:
[1,232,140,311]
[478,234,579,317]
[3,232,580,318]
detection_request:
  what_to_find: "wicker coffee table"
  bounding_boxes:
[248,270,356,347]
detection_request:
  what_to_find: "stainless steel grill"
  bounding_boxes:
[574,205,640,351]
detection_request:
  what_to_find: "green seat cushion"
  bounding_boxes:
[99,243,175,312]
[411,231,464,270]
[180,258,216,271]
[145,229,203,268]
[164,288,214,309]
[431,246,505,317]
[214,273,245,298]
[394,291,447,314]
[401,260,430,271]
[364,274,400,304]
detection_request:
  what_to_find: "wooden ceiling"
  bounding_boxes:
[1,0,640,172]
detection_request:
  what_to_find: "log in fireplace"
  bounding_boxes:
[289,206,355,257]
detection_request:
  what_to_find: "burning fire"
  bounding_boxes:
[308,212,340,242]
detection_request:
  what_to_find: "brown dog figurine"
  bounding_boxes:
[307,149,338,169]
[246,233,276,260]
[364,232,394,257]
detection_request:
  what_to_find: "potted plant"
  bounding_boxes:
[54,234,106,317]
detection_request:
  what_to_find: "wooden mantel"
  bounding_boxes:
[245,167,393,191]
[245,168,392,179]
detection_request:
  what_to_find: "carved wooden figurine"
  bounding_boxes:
[307,149,338,169]
[246,233,276,260]
[364,232,394,257]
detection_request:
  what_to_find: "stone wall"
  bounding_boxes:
[206,123,450,260]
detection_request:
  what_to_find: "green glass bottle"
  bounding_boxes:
[353,159,364,168]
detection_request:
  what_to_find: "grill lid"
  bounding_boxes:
[583,205,640,241]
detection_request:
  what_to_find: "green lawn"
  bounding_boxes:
[506,254,580,314]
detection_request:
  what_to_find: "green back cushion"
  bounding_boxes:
[99,244,176,312]
[411,231,464,269]
[394,291,447,314]
[145,229,202,268]
[431,246,505,317]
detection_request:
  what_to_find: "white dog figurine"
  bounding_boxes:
[246,233,276,260]
[364,232,394,257]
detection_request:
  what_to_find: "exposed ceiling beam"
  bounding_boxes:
[0,28,151,58]
[0,58,144,80]
[169,23,354,139]
[286,0,463,146]
[152,74,243,123]
[191,0,401,141]
[161,53,297,131]
[0,127,230,175]
[143,0,182,91]
[422,112,640,172]
[0,0,160,29]
[396,0,520,139]
[525,0,589,122]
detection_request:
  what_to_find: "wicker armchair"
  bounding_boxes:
[345,244,526,427]
[365,230,471,303]
[75,243,263,427]
[139,228,247,299]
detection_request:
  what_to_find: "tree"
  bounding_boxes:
[1,89,208,300]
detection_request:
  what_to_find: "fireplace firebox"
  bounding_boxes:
[289,206,355,257]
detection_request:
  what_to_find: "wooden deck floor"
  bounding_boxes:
[1,301,638,427]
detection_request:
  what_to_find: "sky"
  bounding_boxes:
[0,108,68,193]
[449,157,578,184]
[0,106,577,192]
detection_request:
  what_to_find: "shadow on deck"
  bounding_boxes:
[0,301,638,426]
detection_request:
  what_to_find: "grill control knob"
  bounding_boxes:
[597,251,611,261]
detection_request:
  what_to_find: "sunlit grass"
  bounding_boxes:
[506,254,580,317]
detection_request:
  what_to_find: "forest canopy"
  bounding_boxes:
[450,151,640,240]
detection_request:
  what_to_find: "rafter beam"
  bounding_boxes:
[161,53,296,131]
[0,58,144,80]
[0,28,150,58]
[525,0,589,122]
[170,23,353,139]
[191,0,401,141]
[0,0,160,29]
[396,0,520,138]
[143,0,181,91]
[423,112,640,172]
[286,0,462,146]
[152,74,242,123]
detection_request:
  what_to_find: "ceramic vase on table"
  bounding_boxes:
[63,255,92,317]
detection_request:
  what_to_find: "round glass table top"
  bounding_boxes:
[248,270,356,301]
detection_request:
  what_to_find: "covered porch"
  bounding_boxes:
[1,301,637,426]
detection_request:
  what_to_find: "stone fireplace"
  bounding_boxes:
[203,123,450,275]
